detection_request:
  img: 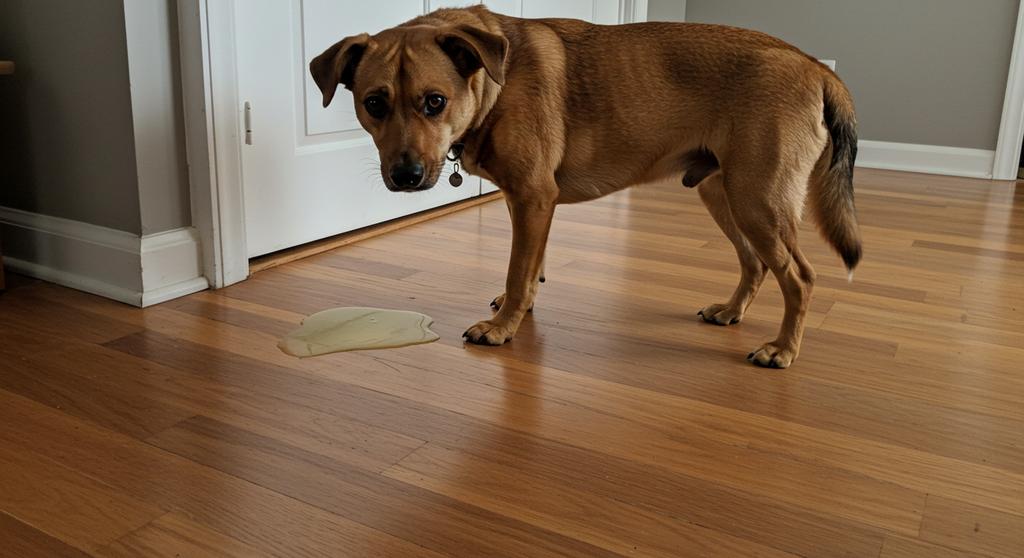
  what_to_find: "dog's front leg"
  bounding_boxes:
[464,194,555,345]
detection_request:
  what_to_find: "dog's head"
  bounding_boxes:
[310,22,507,191]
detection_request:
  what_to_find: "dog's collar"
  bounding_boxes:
[446,142,465,162]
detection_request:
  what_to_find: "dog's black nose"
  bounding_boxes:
[389,162,425,189]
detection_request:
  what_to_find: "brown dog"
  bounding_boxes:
[310,5,861,368]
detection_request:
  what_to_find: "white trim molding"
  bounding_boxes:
[0,206,207,307]
[4,257,142,305]
[0,206,139,254]
[176,0,250,289]
[856,140,996,179]
[0,206,142,304]
[993,0,1024,180]
[141,227,209,306]
[620,0,649,23]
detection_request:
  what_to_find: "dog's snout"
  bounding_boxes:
[389,161,425,189]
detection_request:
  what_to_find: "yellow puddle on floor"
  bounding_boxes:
[278,307,440,358]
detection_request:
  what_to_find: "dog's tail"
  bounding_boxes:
[812,72,862,274]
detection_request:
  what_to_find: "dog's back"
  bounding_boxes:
[491,14,839,188]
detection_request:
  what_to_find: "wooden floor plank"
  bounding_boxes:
[0,442,165,552]
[0,287,142,346]
[386,443,807,557]
[919,495,1024,558]
[95,513,273,558]
[146,415,623,558]
[0,346,197,440]
[0,512,95,558]
[0,391,451,558]
[387,424,888,558]
[879,536,989,558]
[39,341,426,473]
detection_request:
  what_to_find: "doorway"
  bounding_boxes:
[178,0,644,287]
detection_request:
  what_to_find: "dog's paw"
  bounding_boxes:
[490,293,533,312]
[747,342,797,369]
[698,303,743,326]
[463,319,515,346]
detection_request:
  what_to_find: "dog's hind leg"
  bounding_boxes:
[723,160,816,369]
[696,175,768,326]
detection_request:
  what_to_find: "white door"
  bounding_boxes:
[238,0,620,256]
[522,0,621,23]
[428,0,618,21]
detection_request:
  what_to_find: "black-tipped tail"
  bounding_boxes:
[813,75,863,271]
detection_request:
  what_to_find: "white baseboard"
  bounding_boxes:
[856,140,995,179]
[1,206,207,306]
[140,227,207,305]
[2,255,142,306]
[0,206,144,303]
[141,276,209,307]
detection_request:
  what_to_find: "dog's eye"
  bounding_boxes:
[424,94,446,116]
[363,95,388,119]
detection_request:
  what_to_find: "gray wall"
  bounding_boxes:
[0,0,142,233]
[0,0,191,235]
[649,0,686,23]
[649,0,1019,150]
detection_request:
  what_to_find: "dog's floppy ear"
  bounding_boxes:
[436,25,508,86]
[309,33,370,107]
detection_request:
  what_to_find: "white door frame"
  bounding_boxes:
[177,0,646,288]
[620,0,649,24]
[994,0,1024,180]
[177,0,248,288]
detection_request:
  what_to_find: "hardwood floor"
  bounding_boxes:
[0,168,1022,557]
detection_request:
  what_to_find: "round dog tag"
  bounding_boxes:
[449,161,463,187]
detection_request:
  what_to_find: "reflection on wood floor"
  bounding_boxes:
[0,168,1022,557]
